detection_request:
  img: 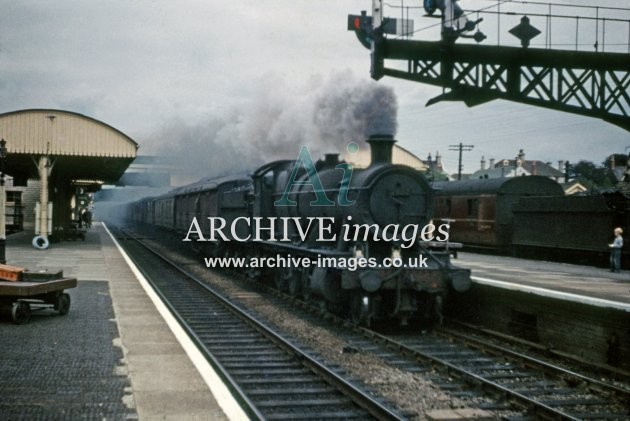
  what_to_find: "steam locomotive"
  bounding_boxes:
[126,135,471,326]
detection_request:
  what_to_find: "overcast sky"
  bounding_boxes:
[0,0,628,178]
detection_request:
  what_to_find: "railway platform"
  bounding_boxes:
[448,252,630,369]
[0,222,242,420]
[456,252,630,308]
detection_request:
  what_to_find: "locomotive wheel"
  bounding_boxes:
[273,270,288,292]
[11,301,31,325]
[209,241,224,258]
[287,271,303,298]
[302,270,313,302]
[54,293,71,316]
[349,292,371,327]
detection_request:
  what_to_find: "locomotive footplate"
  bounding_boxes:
[341,267,455,326]
[339,255,471,294]
[342,267,448,293]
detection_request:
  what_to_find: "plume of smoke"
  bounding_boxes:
[314,71,398,143]
[151,70,397,183]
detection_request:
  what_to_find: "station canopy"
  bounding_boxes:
[0,109,138,188]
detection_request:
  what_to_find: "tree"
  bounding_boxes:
[603,153,628,170]
[569,160,616,191]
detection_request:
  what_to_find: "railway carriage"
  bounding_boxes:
[432,176,565,251]
[432,176,630,268]
[512,191,630,266]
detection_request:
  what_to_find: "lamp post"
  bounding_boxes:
[0,138,7,264]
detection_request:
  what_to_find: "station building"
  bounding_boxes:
[0,109,137,247]
[345,144,427,170]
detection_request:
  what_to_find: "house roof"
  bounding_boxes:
[470,166,529,179]
[497,159,563,177]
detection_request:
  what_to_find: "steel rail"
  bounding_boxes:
[114,227,265,421]
[118,225,628,419]
[358,328,582,421]
[267,284,623,420]
[439,325,630,400]
[115,226,403,421]
[450,318,630,382]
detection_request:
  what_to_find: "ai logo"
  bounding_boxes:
[274,144,358,207]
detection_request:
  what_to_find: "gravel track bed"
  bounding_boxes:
[147,238,482,419]
[445,320,630,393]
[128,231,630,419]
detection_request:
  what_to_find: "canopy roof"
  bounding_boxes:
[0,109,138,184]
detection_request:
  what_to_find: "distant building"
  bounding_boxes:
[561,180,587,195]
[609,154,629,183]
[344,144,427,171]
[423,151,450,181]
[344,144,455,181]
[93,155,175,220]
[470,150,565,182]
[116,155,173,187]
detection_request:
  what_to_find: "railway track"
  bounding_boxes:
[114,225,630,420]
[242,277,630,419]
[111,226,402,420]
[279,293,630,419]
[446,318,630,389]
[253,267,630,418]
[380,332,630,420]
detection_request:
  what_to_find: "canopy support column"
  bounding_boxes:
[33,155,51,249]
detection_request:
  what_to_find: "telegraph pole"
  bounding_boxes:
[449,142,474,180]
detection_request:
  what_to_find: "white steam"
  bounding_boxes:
[151,70,397,182]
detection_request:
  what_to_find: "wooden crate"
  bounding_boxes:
[0,264,25,282]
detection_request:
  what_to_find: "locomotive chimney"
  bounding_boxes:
[324,153,339,166]
[367,134,396,166]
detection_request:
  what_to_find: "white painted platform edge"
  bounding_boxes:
[103,223,250,421]
[472,275,630,313]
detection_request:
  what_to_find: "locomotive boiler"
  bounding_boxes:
[127,135,471,326]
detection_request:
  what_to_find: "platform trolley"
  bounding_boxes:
[0,264,77,324]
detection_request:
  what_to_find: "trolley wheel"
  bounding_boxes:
[54,293,71,315]
[11,301,31,325]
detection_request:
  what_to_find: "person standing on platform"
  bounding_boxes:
[83,209,92,229]
[609,227,623,273]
